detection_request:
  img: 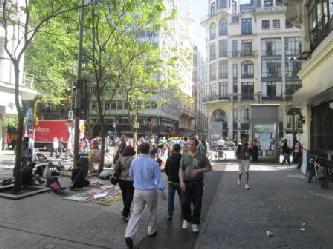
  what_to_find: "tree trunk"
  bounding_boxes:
[98,121,105,173]
[13,61,23,193]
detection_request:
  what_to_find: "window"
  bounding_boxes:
[232,40,238,57]
[218,82,228,97]
[218,40,228,57]
[209,83,218,97]
[261,38,281,56]
[285,61,302,79]
[261,59,281,78]
[241,18,252,35]
[276,0,282,5]
[285,37,301,55]
[210,1,216,16]
[272,19,280,28]
[241,40,252,56]
[241,61,254,78]
[111,100,117,110]
[232,64,238,79]
[210,42,217,61]
[218,0,227,8]
[232,1,237,13]
[264,0,273,7]
[261,82,282,99]
[241,82,254,100]
[209,62,217,81]
[218,61,228,79]
[209,23,216,40]
[219,19,228,35]
[116,100,123,109]
[262,20,270,29]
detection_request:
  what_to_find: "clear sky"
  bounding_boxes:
[180,0,250,56]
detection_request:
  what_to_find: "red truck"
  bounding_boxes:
[34,120,72,149]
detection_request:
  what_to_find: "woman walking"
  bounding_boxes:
[114,145,136,222]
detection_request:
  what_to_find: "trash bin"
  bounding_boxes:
[78,154,89,177]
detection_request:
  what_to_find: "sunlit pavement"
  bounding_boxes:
[0,155,333,249]
[195,162,333,249]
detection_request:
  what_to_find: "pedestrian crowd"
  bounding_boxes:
[111,135,212,249]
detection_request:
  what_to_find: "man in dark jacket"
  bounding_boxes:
[164,143,182,220]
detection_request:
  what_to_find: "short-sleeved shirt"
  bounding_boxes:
[180,153,212,181]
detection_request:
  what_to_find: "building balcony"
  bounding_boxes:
[310,18,333,52]
[241,93,254,101]
[229,51,257,58]
[255,5,286,14]
[203,94,231,103]
[240,4,255,13]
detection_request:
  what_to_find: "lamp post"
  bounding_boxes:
[73,0,86,168]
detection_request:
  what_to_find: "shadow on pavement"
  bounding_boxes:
[136,171,223,249]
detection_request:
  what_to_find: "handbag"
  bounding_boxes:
[110,165,122,185]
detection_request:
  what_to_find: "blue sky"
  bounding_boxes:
[180,0,250,55]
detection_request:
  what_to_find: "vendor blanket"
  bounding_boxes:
[64,184,122,206]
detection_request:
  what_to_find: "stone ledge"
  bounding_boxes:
[0,186,50,200]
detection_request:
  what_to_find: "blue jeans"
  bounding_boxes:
[168,182,180,215]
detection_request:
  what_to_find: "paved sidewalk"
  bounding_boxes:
[195,163,333,249]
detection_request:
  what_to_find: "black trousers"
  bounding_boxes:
[119,180,134,218]
[181,180,203,225]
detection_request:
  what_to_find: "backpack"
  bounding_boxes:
[47,176,63,194]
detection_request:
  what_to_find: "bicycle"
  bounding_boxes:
[307,155,326,188]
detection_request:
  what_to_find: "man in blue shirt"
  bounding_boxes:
[125,143,166,249]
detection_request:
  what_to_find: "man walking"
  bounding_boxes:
[179,137,212,233]
[164,143,182,220]
[124,143,166,249]
[236,136,252,189]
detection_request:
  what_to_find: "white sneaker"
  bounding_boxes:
[244,184,251,189]
[182,220,189,229]
[192,224,199,233]
[237,179,241,185]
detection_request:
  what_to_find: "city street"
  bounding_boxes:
[0,153,332,249]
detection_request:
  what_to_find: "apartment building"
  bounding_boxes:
[193,46,208,135]
[202,0,302,149]
[284,0,333,159]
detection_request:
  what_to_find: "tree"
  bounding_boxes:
[83,0,172,172]
[24,16,78,120]
[0,0,81,193]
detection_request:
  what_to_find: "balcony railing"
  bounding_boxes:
[240,4,255,13]
[241,93,254,100]
[230,51,257,58]
[310,18,333,52]
[204,94,230,102]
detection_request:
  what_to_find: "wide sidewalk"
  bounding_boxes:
[0,151,333,249]
[195,163,333,249]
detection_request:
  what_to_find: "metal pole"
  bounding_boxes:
[73,0,85,168]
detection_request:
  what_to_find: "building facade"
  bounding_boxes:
[193,46,208,135]
[202,0,302,147]
[0,0,37,150]
[88,0,195,138]
[284,0,333,159]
